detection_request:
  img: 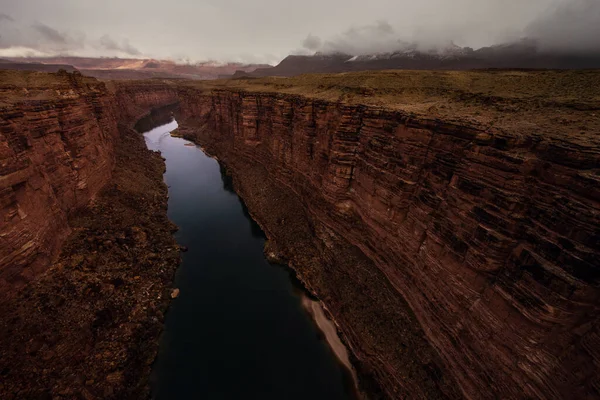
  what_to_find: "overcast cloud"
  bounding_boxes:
[0,12,14,23]
[99,35,141,56]
[526,0,600,54]
[0,0,597,63]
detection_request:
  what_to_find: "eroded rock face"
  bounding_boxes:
[2,72,599,399]
[0,73,181,398]
[113,81,179,124]
[0,75,183,296]
[167,90,600,399]
[0,73,120,293]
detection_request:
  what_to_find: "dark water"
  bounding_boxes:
[141,116,353,400]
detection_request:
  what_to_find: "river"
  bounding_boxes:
[139,114,355,399]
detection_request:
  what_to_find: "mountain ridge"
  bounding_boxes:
[238,40,600,78]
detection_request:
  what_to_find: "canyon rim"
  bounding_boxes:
[0,66,599,400]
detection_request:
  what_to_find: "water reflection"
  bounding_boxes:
[219,164,235,194]
[134,103,179,133]
[137,110,356,400]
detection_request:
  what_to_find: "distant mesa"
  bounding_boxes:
[1,56,270,80]
[0,58,78,73]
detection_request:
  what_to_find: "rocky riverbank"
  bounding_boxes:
[0,123,180,399]
[1,69,599,399]
[164,71,600,399]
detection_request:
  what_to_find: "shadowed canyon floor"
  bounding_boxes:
[0,119,180,398]
[141,115,356,400]
[0,69,599,399]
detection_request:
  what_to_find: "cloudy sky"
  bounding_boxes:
[0,0,597,64]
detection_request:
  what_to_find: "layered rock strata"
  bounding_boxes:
[166,88,600,399]
[1,70,599,399]
[0,72,181,398]
[0,71,120,293]
[0,73,181,295]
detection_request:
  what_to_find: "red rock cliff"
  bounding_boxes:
[0,71,121,292]
[2,71,598,399]
[164,86,599,399]
[0,71,181,399]
[111,81,179,124]
[0,74,184,295]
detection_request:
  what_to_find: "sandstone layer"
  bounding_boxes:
[0,71,120,294]
[1,69,599,399]
[0,71,181,398]
[115,70,599,399]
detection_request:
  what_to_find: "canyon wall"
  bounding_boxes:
[0,72,181,399]
[166,89,599,399]
[110,81,179,125]
[0,71,121,293]
[2,71,598,399]
[0,74,182,295]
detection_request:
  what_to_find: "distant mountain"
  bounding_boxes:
[236,40,600,78]
[5,57,270,80]
[5,41,599,81]
[0,58,78,73]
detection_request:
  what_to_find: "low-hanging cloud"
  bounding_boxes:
[0,13,14,23]
[0,18,143,58]
[0,20,85,55]
[1,0,599,63]
[99,34,141,56]
[304,21,406,55]
[301,0,600,57]
[32,22,68,44]
[302,34,322,52]
[302,20,474,56]
[525,0,600,54]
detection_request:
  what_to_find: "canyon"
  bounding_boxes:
[1,69,599,399]
[0,70,181,398]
